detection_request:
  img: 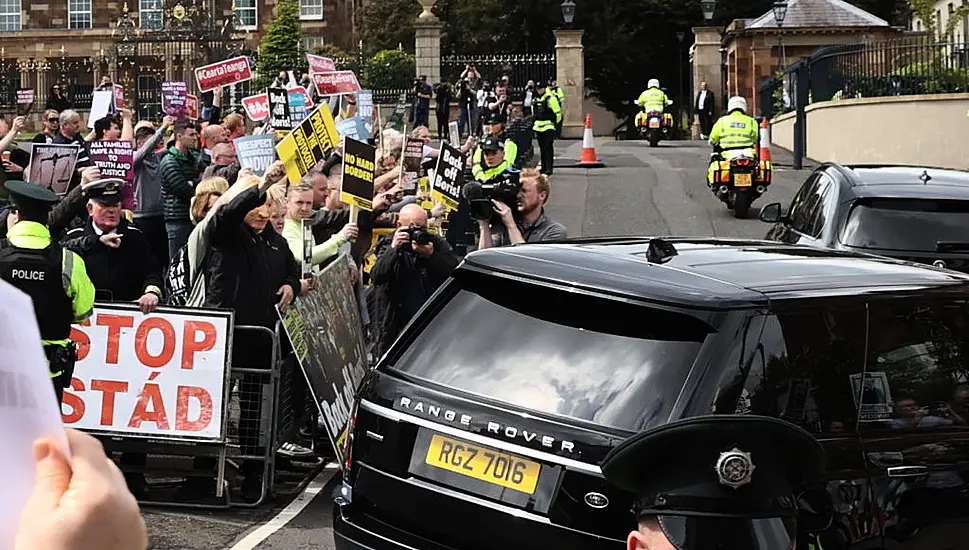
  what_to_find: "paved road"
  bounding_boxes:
[142,138,814,550]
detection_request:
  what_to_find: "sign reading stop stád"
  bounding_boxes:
[63,303,234,442]
[194,55,254,93]
[310,71,361,95]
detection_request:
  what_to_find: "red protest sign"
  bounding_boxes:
[242,93,269,122]
[186,94,199,120]
[307,54,336,74]
[288,85,314,108]
[194,55,253,93]
[311,71,361,95]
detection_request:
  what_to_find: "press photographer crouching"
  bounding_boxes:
[371,204,459,357]
[473,167,567,249]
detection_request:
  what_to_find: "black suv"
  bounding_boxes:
[760,163,969,272]
[334,237,969,550]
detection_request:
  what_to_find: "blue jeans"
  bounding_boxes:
[166,219,194,260]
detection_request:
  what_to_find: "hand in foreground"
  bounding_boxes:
[136,292,159,314]
[277,284,294,310]
[341,222,359,241]
[16,429,148,550]
[99,233,122,248]
[79,166,103,187]
[299,277,315,295]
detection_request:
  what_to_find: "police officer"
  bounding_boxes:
[549,79,565,137]
[600,414,826,550]
[0,180,95,404]
[532,81,562,176]
[707,96,759,188]
[472,134,516,183]
[471,110,519,180]
[636,78,671,115]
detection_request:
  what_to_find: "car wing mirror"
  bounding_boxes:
[759,202,785,224]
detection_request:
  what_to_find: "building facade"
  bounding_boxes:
[0,0,362,121]
[910,0,969,42]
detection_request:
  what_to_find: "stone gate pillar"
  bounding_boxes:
[553,29,584,139]
[691,27,724,113]
[414,0,442,132]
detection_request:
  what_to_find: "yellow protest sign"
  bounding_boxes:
[340,137,376,211]
[275,103,340,185]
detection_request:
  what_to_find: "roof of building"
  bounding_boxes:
[746,0,890,29]
[461,238,969,310]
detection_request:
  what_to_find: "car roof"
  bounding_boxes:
[461,238,969,310]
[831,164,969,200]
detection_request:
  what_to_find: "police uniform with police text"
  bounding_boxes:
[0,180,95,404]
[63,178,163,302]
[600,414,826,550]
[532,82,562,176]
[471,111,518,181]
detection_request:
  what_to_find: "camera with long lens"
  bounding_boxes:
[461,169,522,222]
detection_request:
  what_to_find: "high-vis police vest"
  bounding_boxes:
[638,88,667,112]
[0,241,74,341]
[471,134,519,181]
[533,91,561,134]
[711,111,759,151]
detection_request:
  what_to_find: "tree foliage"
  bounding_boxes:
[357,0,419,55]
[255,0,304,89]
[362,49,417,90]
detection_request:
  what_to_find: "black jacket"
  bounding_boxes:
[370,231,459,357]
[62,218,163,302]
[202,185,301,330]
[0,183,89,241]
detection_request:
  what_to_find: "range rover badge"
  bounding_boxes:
[584,492,609,509]
[934,260,947,268]
[716,447,755,489]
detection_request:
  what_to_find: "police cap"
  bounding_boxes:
[480,135,504,153]
[600,415,824,550]
[86,178,125,206]
[4,180,59,214]
[534,81,546,89]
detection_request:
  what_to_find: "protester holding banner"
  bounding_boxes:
[282,180,359,270]
[132,115,175,268]
[371,204,459,357]
[31,110,61,146]
[0,116,28,185]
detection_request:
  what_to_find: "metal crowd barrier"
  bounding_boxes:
[97,320,323,509]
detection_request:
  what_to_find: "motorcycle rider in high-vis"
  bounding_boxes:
[707,96,759,187]
[635,79,669,121]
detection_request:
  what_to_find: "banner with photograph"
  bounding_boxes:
[28,143,79,195]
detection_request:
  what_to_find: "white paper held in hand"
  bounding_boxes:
[0,280,69,550]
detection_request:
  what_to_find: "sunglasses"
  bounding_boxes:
[47,118,59,123]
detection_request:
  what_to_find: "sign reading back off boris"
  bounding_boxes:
[63,304,233,442]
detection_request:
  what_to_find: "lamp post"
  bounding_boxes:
[773,1,788,70]
[561,0,575,28]
[677,31,685,132]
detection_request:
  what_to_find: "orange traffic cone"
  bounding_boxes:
[759,117,772,163]
[576,114,605,168]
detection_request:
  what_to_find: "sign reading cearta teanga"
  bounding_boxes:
[195,56,254,93]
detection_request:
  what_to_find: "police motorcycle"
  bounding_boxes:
[710,100,772,219]
[635,98,675,147]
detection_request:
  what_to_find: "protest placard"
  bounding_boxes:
[432,142,466,211]
[16,89,34,105]
[161,81,188,119]
[233,134,276,176]
[301,219,314,278]
[63,304,233,442]
[275,102,340,185]
[268,87,292,130]
[448,121,460,145]
[88,140,135,210]
[357,89,374,137]
[194,55,253,93]
[307,54,336,74]
[90,90,114,122]
[340,137,375,211]
[186,94,199,120]
[401,137,424,194]
[277,253,367,464]
[310,71,361,95]
[242,93,269,122]
[336,116,370,141]
[29,143,79,195]
[288,88,308,125]
[113,84,125,110]
[289,85,314,108]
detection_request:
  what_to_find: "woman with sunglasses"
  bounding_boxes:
[44,85,71,112]
[31,110,60,146]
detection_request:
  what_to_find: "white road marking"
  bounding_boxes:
[226,467,338,550]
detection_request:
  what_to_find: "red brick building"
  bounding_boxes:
[722,0,901,114]
[0,0,362,118]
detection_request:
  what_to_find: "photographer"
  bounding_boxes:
[371,204,459,357]
[476,168,567,249]
[412,75,433,128]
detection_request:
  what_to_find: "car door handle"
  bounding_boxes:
[887,466,928,478]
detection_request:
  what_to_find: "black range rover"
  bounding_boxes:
[335,238,969,550]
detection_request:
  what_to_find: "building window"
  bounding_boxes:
[300,0,323,19]
[302,36,325,53]
[234,0,257,29]
[68,0,91,29]
[0,0,21,31]
[139,0,163,29]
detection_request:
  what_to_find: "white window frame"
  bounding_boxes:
[302,36,325,53]
[234,0,257,30]
[139,0,163,29]
[0,0,22,31]
[68,0,92,29]
[299,0,324,20]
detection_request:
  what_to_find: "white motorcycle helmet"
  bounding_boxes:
[648,78,660,89]
[727,96,748,114]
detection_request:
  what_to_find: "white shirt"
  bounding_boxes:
[697,90,707,109]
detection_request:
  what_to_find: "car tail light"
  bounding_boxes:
[342,399,360,472]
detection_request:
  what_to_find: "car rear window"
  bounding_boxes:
[386,270,714,433]
[841,198,969,252]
